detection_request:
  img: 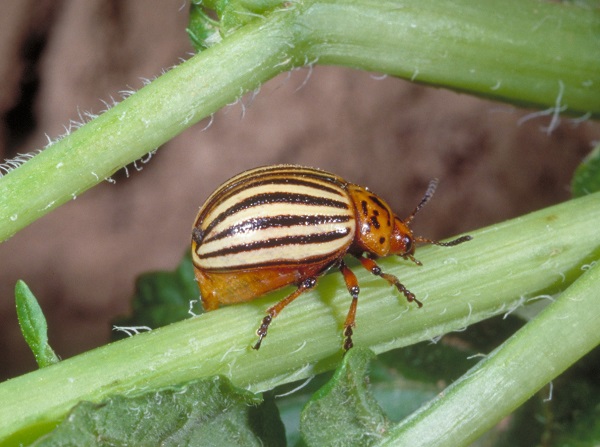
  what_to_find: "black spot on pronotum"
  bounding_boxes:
[361,200,368,216]
[368,195,386,209]
[370,215,380,229]
[379,237,385,244]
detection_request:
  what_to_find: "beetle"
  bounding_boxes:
[191,165,471,351]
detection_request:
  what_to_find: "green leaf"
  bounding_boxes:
[208,0,287,34]
[187,3,222,52]
[111,253,201,340]
[14,280,59,368]
[32,376,285,447]
[278,318,544,446]
[572,143,600,198]
[188,0,288,45]
[300,347,389,447]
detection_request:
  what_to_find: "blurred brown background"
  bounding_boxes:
[1,1,598,381]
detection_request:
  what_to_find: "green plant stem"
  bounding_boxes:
[0,0,598,242]
[1,192,600,445]
[379,255,600,447]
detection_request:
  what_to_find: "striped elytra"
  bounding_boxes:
[191,165,471,351]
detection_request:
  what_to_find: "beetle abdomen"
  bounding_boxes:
[192,165,357,271]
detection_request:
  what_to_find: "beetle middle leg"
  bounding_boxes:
[253,277,317,350]
[356,256,423,308]
[339,260,360,351]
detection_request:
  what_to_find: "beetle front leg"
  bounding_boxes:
[356,256,423,308]
[339,260,360,352]
[253,277,317,350]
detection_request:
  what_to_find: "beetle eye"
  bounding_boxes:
[403,236,413,254]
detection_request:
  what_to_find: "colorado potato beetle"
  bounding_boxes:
[191,165,471,351]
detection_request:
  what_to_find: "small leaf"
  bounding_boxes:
[32,376,286,447]
[15,280,59,368]
[572,143,600,197]
[187,2,222,52]
[300,347,389,447]
[111,253,201,340]
[190,0,289,40]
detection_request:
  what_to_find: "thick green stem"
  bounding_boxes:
[380,254,600,447]
[0,0,598,242]
[1,192,599,445]
[0,9,296,242]
[301,0,599,112]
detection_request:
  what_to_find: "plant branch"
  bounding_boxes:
[0,0,598,242]
[1,192,600,444]
[380,254,600,446]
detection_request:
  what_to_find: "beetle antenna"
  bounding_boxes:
[404,179,438,225]
[414,235,473,247]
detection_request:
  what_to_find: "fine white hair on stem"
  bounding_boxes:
[293,57,318,92]
[274,375,315,398]
[370,73,388,81]
[526,294,555,304]
[517,80,567,134]
[503,296,527,319]
[0,150,43,177]
[199,114,215,131]
[543,381,554,402]
[274,57,293,68]
[569,112,591,125]
[118,148,158,179]
[239,94,247,119]
[188,299,201,317]
[237,86,262,119]
[118,85,137,99]
[112,325,153,337]
[429,334,443,344]
[411,68,420,81]
[581,261,597,271]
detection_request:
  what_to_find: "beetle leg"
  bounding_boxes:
[356,256,423,308]
[339,260,360,352]
[253,277,317,350]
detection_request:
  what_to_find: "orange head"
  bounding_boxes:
[387,179,471,265]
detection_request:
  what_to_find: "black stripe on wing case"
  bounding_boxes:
[204,214,352,243]
[197,228,352,259]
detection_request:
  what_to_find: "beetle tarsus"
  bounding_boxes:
[253,315,272,350]
[343,325,354,352]
[380,273,423,307]
[358,256,424,308]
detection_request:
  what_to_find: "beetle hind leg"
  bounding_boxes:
[356,256,422,308]
[253,277,317,350]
